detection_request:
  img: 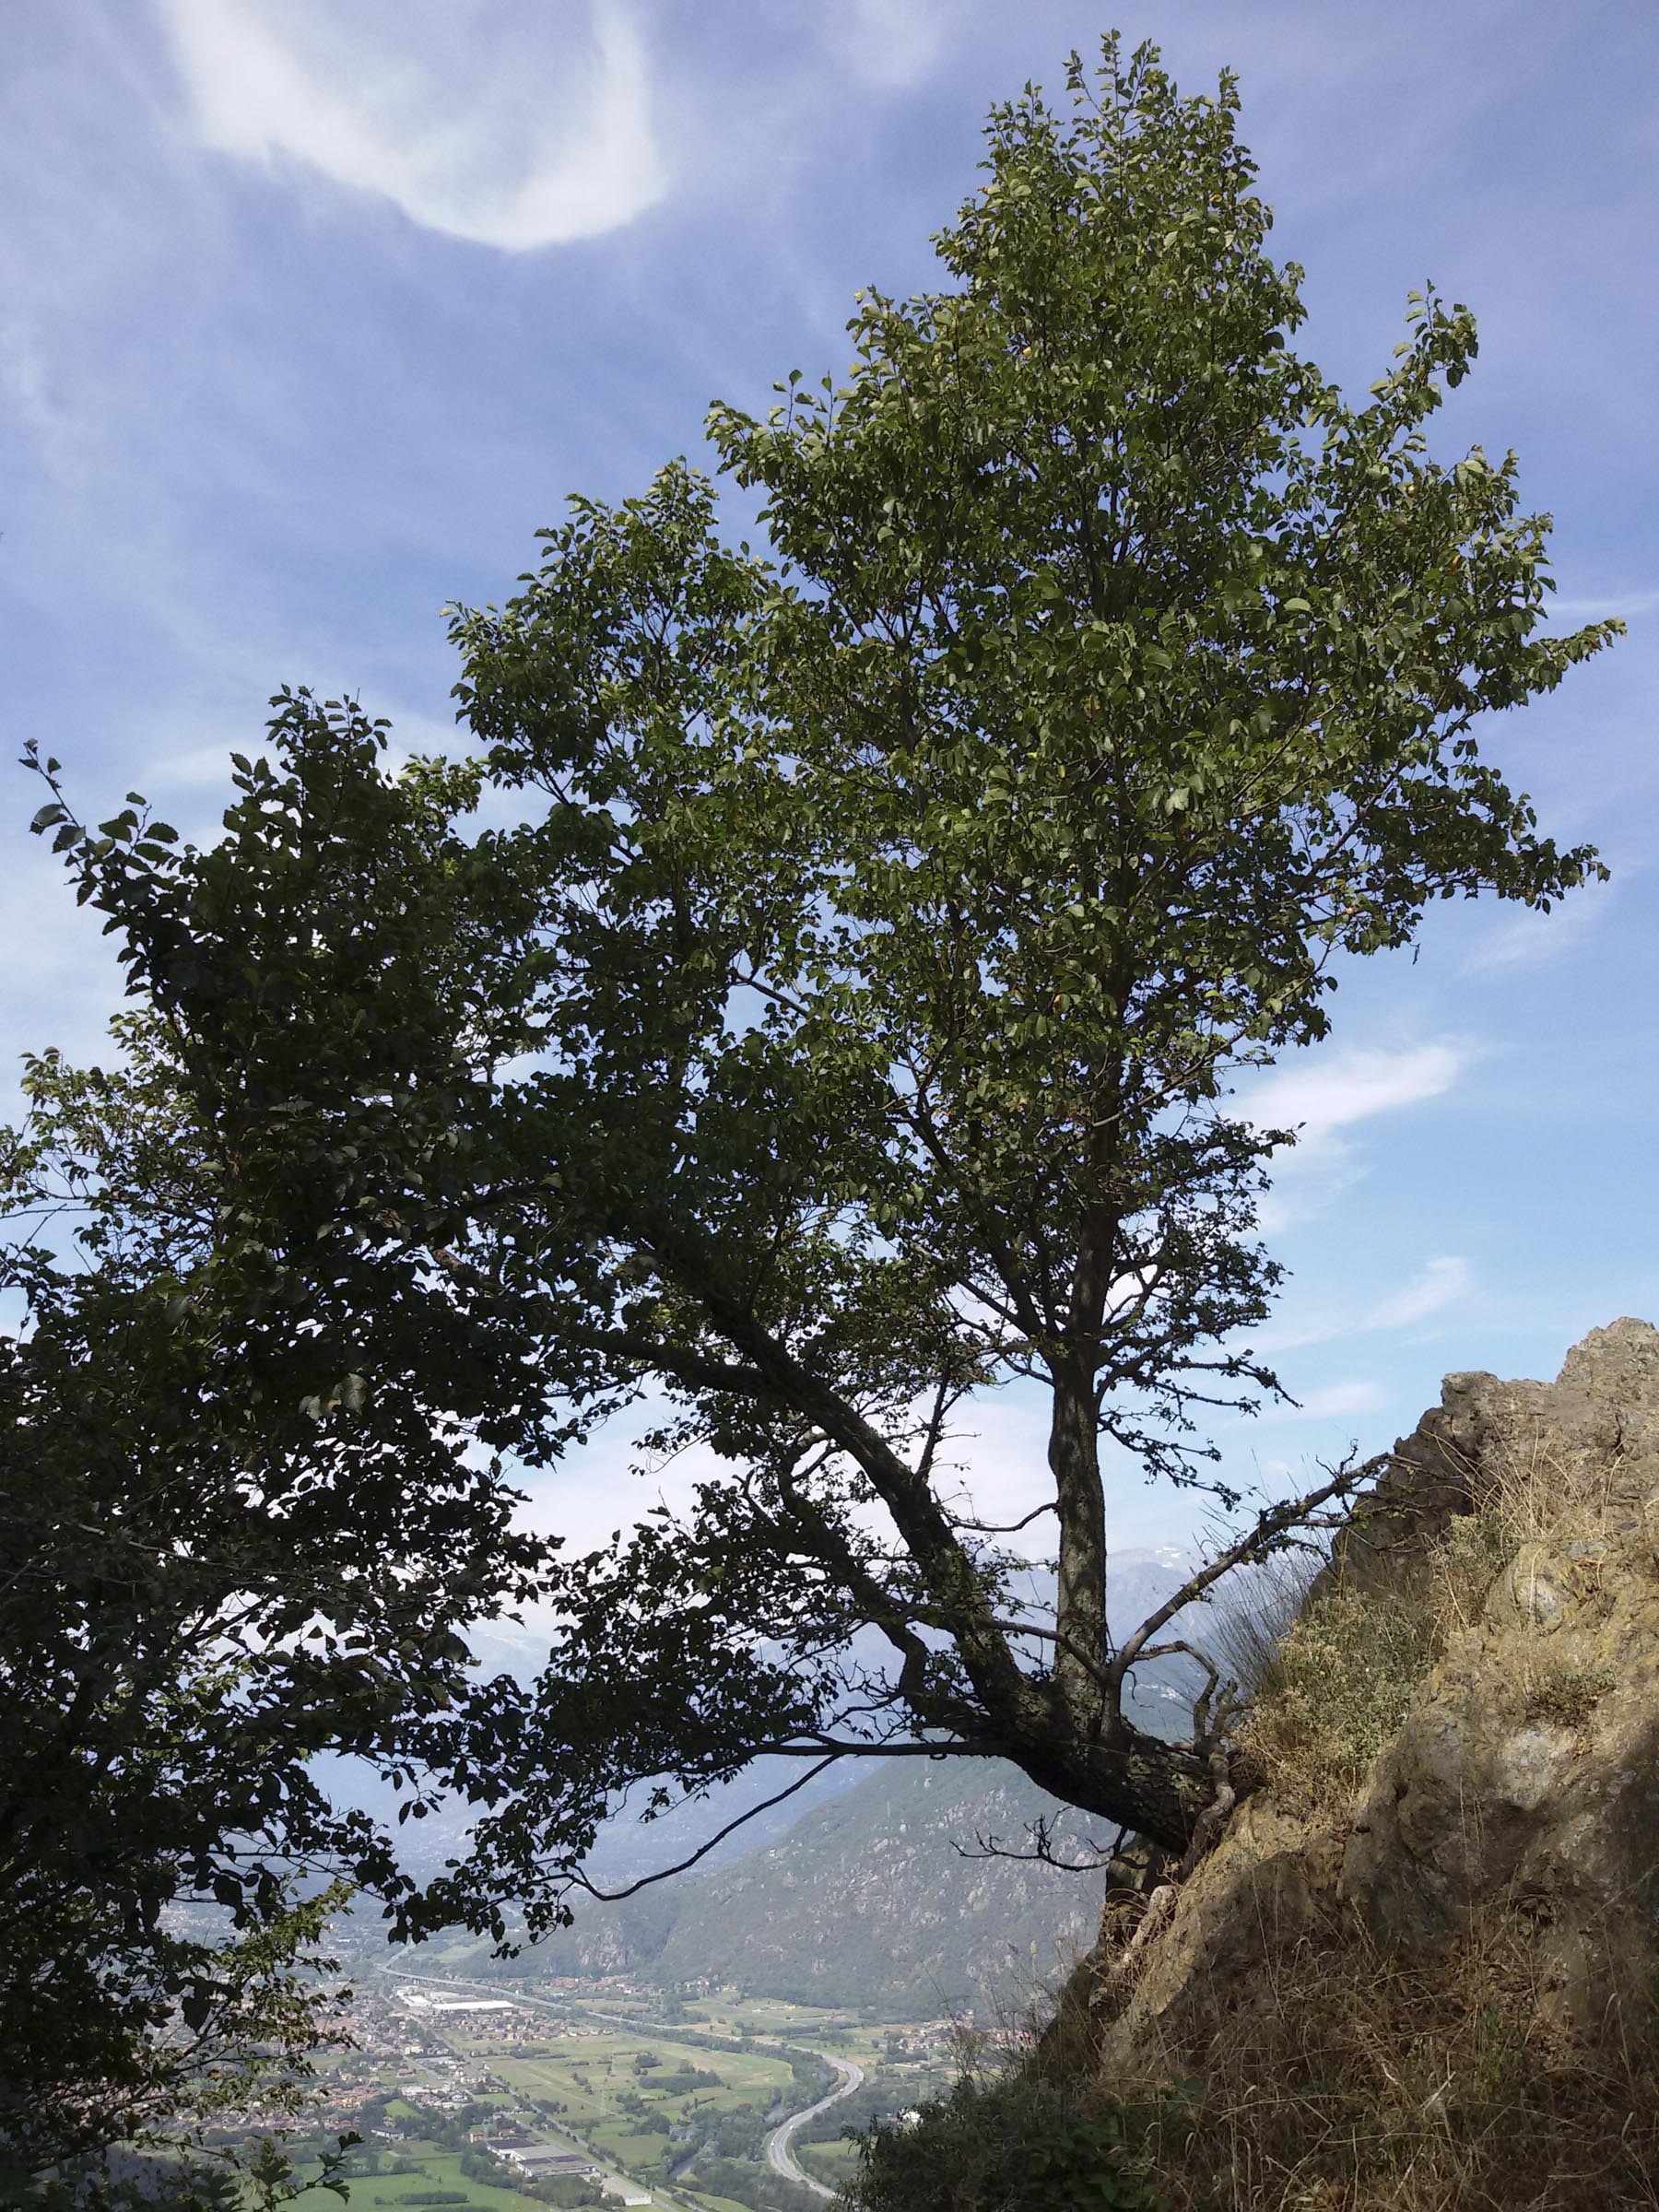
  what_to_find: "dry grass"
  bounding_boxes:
[1424,1423,1647,1635]
[1194,1547,1324,1709]
[1519,1659,1617,1732]
[1082,1423,1659,2208]
[1223,1582,1432,1806]
[1109,1905,1659,2211]
[1209,1424,1643,1813]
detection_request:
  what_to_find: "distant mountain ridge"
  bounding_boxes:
[548,1756,1118,2016]
[438,1547,1214,2015]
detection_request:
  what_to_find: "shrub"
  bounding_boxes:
[1521,1659,1616,1731]
[845,2073,1157,2211]
[528,2179,603,2208]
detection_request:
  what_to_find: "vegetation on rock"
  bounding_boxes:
[849,2071,1156,2211]
[1036,1321,1659,2210]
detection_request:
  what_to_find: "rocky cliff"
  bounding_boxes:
[1060,1320,1659,2211]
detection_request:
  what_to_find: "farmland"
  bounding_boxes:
[280,1973,958,2211]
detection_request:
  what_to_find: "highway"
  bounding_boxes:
[763,2049,865,2200]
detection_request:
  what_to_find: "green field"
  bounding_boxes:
[288,2145,547,2211]
[490,2032,795,2127]
[798,2135,862,2188]
[279,1983,955,2212]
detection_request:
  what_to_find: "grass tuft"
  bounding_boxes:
[1223,1582,1432,1807]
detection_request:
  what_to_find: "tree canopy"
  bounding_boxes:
[9,32,1618,2025]
[2,705,553,2195]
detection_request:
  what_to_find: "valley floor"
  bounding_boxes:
[278,1969,958,2212]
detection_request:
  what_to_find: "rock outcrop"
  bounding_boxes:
[1339,1320,1659,2038]
[1066,1322,1659,2206]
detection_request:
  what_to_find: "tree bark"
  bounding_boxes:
[1001,1712,1218,1858]
[1049,1359,1110,1712]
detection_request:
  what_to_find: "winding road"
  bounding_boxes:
[383,1966,867,2204]
[764,2049,865,2200]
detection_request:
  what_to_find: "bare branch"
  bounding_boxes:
[762,1736,981,1759]
[1129,1636,1225,1747]
[1106,1451,1390,1703]
[914,1376,959,1489]
[950,1500,1058,1537]
[565,1753,843,1903]
[987,1617,1116,1695]
[1175,1743,1236,1880]
[951,1809,1120,1875]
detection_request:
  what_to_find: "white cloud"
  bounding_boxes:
[827,0,950,90]
[1546,586,1659,623]
[1244,1041,1468,1145]
[1364,1254,1471,1330]
[1243,1041,1472,1230]
[1285,1379,1386,1422]
[159,0,665,250]
[1259,1253,1474,1353]
[1462,893,1604,974]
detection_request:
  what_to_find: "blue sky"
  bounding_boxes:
[4,0,1655,1563]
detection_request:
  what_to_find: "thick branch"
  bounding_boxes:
[645,1225,1038,1734]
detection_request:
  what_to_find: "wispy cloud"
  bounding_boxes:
[159,0,665,250]
[1260,1253,1475,1352]
[1243,1041,1472,1230]
[1285,1379,1386,1422]
[1365,1254,1472,1330]
[827,0,951,90]
[1461,891,1606,974]
[1546,586,1659,623]
[1245,1041,1468,1145]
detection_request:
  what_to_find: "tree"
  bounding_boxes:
[1,1049,357,2206]
[22,38,1618,1963]
[1,705,555,2194]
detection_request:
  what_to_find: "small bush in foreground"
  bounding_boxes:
[844,2074,1157,2211]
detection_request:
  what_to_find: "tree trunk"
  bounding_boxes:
[1001,1706,1218,1859]
[1049,1360,1109,1710]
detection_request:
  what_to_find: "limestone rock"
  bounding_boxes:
[1091,1319,1659,2065]
[1092,1797,1343,2070]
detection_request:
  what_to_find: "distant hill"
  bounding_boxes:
[356,1546,1215,2014]
[382,1754,1119,2018]
[582,1756,1118,2016]
[464,1547,1213,2016]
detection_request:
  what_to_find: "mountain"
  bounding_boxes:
[476,1755,1111,2018]
[454,1552,1214,2017]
